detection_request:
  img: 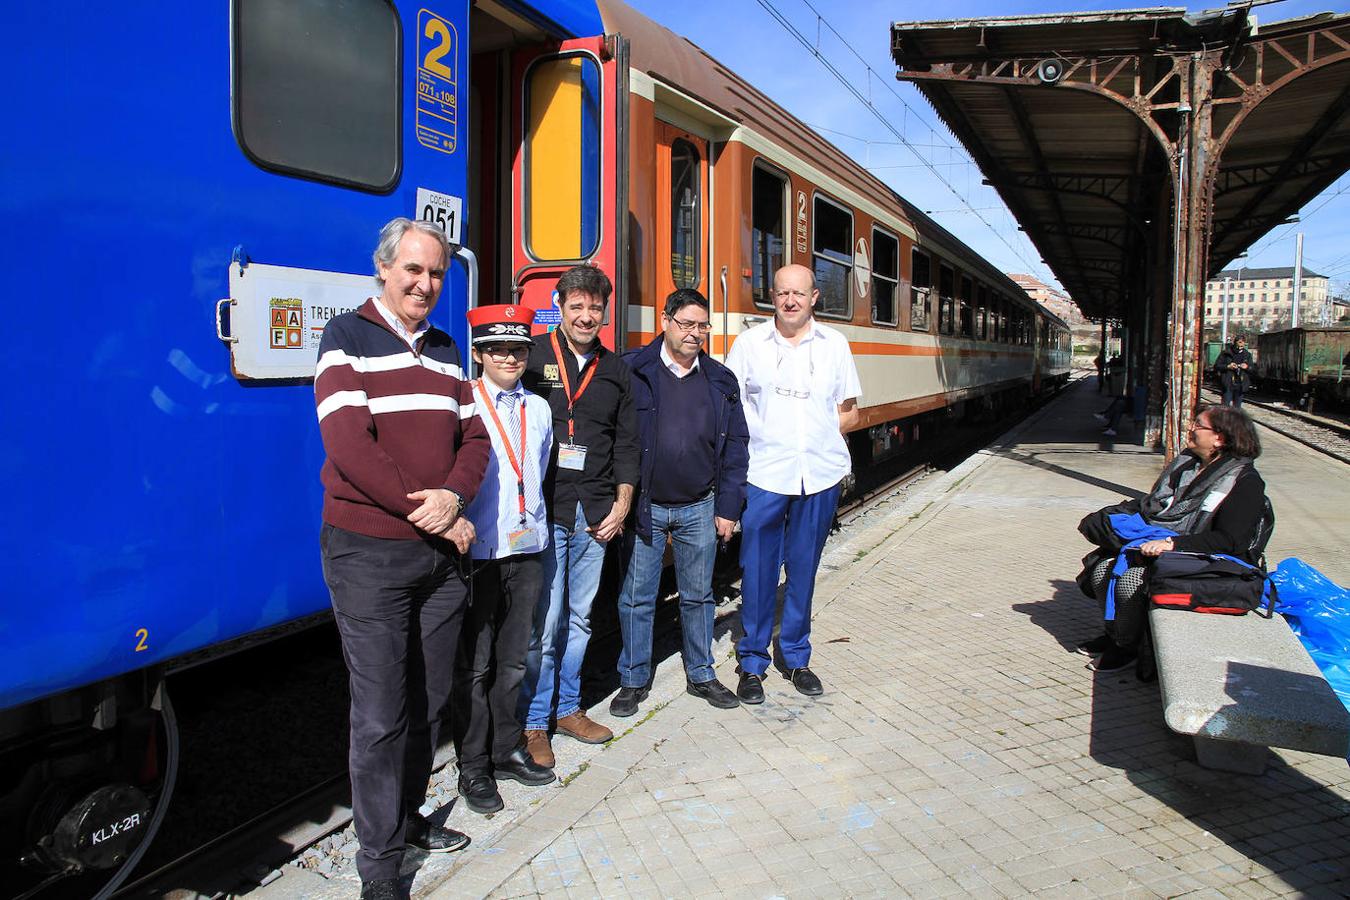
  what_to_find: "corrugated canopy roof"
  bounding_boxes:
[891,6,1350,320]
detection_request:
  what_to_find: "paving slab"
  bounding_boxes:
[378,379,1350,898]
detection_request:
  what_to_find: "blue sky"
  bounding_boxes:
[626,0,1350,296]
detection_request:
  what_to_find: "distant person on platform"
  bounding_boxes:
[1095,356,1129,437]
[609,288,749,719]
[1217,335,1253,407]
[726,263,861,703]
[518,265,639,765]
[315,218,489,900]
[451,305,557,816]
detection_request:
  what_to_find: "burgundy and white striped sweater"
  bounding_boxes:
[315,299,489,540]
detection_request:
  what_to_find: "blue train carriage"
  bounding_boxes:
[0,1,610,896]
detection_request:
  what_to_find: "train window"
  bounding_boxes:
[975,283,988,340]
[872,227,899,325]
[524,54,602,260]
[938,264,955,335]
[752,163,787,307]
[910,249,931,331]
[812,194,853,318]
[669,139,701,289]
[958,275,973,338]
[233,0,400,191]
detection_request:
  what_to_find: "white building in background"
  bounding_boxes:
[1204,266,1331,334]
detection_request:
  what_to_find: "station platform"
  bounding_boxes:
[270,378,1350,898]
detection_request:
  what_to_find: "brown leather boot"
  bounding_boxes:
[555,710,613,744]
[524,729,555,768]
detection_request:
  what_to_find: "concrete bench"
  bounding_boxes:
[1149,606,1350,774]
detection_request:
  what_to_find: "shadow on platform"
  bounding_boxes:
[1014,578,1349,893]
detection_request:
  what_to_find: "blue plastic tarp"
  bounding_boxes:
[1272,558,1350,714]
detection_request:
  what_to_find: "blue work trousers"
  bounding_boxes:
[736,482,840,676]
[519,502,608,730]
[617,493,718,688]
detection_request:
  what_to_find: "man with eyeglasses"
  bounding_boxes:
[451,305,557,816]
[725,263,861,702]
[609,289,750,718]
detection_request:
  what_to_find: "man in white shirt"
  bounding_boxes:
[450,305,557,816]
[725,264,861,702]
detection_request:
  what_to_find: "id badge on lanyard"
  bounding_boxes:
[551,330,596,472]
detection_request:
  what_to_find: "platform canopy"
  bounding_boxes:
[891,7,1350,323]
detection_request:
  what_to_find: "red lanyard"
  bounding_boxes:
[476,380,528,522]
[550,329,598,442]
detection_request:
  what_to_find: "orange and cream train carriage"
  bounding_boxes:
[471,0,1069,475]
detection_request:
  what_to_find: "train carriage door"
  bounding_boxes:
[511,35,628,348]
[654,123,710,347]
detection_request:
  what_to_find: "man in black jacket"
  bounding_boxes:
[1216,335,1253,407]
[610,289,750,718]
[518,265,639,766]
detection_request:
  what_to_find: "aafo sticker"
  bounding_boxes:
[269,297,304,349]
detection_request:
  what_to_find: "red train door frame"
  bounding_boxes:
[510,35,629,349]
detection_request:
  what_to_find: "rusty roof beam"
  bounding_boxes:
[1212,78,1350,247]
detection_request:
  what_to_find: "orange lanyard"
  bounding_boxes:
[475,380,528,522]
[550,329,598,443]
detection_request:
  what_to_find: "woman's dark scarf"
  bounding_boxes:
[1140,450,1253,536]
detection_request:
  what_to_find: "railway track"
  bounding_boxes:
[1202,389,1350,464]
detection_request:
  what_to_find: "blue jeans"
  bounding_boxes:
[617,493,718,688]
[736,483,840,676]
[519,502,608,730]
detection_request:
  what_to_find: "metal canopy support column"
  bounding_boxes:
[1165,54,1216,458]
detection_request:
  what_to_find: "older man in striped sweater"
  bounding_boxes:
[315,218,489,900]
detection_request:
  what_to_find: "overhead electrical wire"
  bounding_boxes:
[753,0,1051,281]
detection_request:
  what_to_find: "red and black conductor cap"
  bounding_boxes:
[467,304,534,345]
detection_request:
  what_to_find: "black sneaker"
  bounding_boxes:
[457,774,504,815]
[1076,634,1113,656]
[788,667,824,696]
[1089,646,1137,672]
[405,812,470,853]
[687,678,740,709]
[609,685,648,718]
[736,670,765,704]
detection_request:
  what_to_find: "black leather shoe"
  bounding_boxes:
[360,879,403,900]
[736,670,764,704]
[789,667,824,696]
[609,685,648,718]
[457,774,504,815]
[493,746,556,786]
[405,812,470,853]
[687,678,740,709]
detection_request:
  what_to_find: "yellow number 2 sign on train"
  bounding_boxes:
[417,9,458,155]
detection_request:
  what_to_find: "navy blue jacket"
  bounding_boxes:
[622,338,749,540]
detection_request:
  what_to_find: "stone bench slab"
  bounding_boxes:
[1150,606,1350,773]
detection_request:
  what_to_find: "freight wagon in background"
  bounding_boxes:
[1256,327,1350,410]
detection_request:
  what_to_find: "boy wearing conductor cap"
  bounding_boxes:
[450,304,557,815]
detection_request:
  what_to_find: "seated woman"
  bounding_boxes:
[1081,404,1271,672]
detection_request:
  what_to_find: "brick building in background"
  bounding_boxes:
[1007,273,1099,359]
